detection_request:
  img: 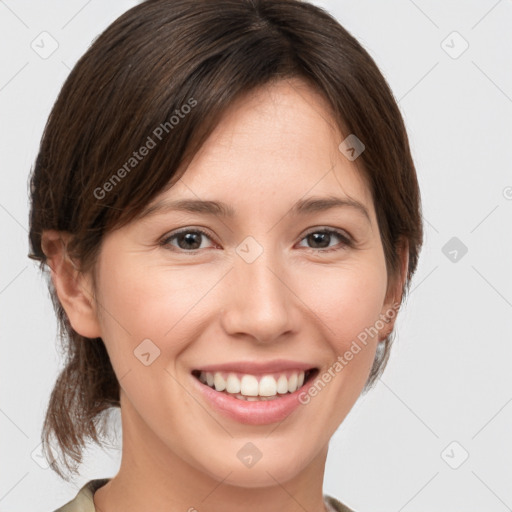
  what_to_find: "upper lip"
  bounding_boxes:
[193,359,317,375]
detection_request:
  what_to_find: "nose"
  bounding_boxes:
[219,248,297,344]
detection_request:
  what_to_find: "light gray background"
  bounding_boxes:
[1,1,511,511]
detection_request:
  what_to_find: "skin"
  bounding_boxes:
[43,77,407,512]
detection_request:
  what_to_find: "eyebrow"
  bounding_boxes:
[137,195,371,222]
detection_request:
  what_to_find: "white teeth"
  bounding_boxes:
[236,394,279,401]
[276,375,289,394]
[213,373,226,392]
[200,370,307,397]
[288,373,298,393]
[259,375,277,396]
[240,375,259,396]
[226,373,241,394]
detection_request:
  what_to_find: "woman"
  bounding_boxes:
[28,0,423,510]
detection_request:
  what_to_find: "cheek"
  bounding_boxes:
[283,260,389,441]
[296,259,388,349]
[93,255,218,368]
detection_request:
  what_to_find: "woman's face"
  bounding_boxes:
[85,78,402,487]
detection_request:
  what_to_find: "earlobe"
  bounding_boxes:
[41,230,102,339]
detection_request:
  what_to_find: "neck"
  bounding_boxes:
[94,393,329,512]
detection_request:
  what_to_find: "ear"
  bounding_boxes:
[378,238,409,342]
[41,230,102,339]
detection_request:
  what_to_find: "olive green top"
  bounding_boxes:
[52,478,356,512]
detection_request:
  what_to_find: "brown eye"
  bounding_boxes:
[298,228,352,252]
[161,228,215,252]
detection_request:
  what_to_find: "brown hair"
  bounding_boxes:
[28,0,423,479]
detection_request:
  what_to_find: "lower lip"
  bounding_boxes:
[191,372,316,425]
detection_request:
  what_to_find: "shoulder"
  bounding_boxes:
[324,494,358,512]
[52,479,110,512]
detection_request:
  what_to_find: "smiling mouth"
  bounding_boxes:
[191,368,319,401]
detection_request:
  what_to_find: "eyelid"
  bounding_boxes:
[159,225,354,253]
[301,226,352,240]
[297,227,353,251]
[159,226,217,248]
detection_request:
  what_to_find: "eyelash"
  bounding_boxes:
[159,227,353,254]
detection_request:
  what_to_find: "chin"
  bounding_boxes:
[198,442,317,488]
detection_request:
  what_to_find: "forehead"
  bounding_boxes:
[147,78,375,222]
